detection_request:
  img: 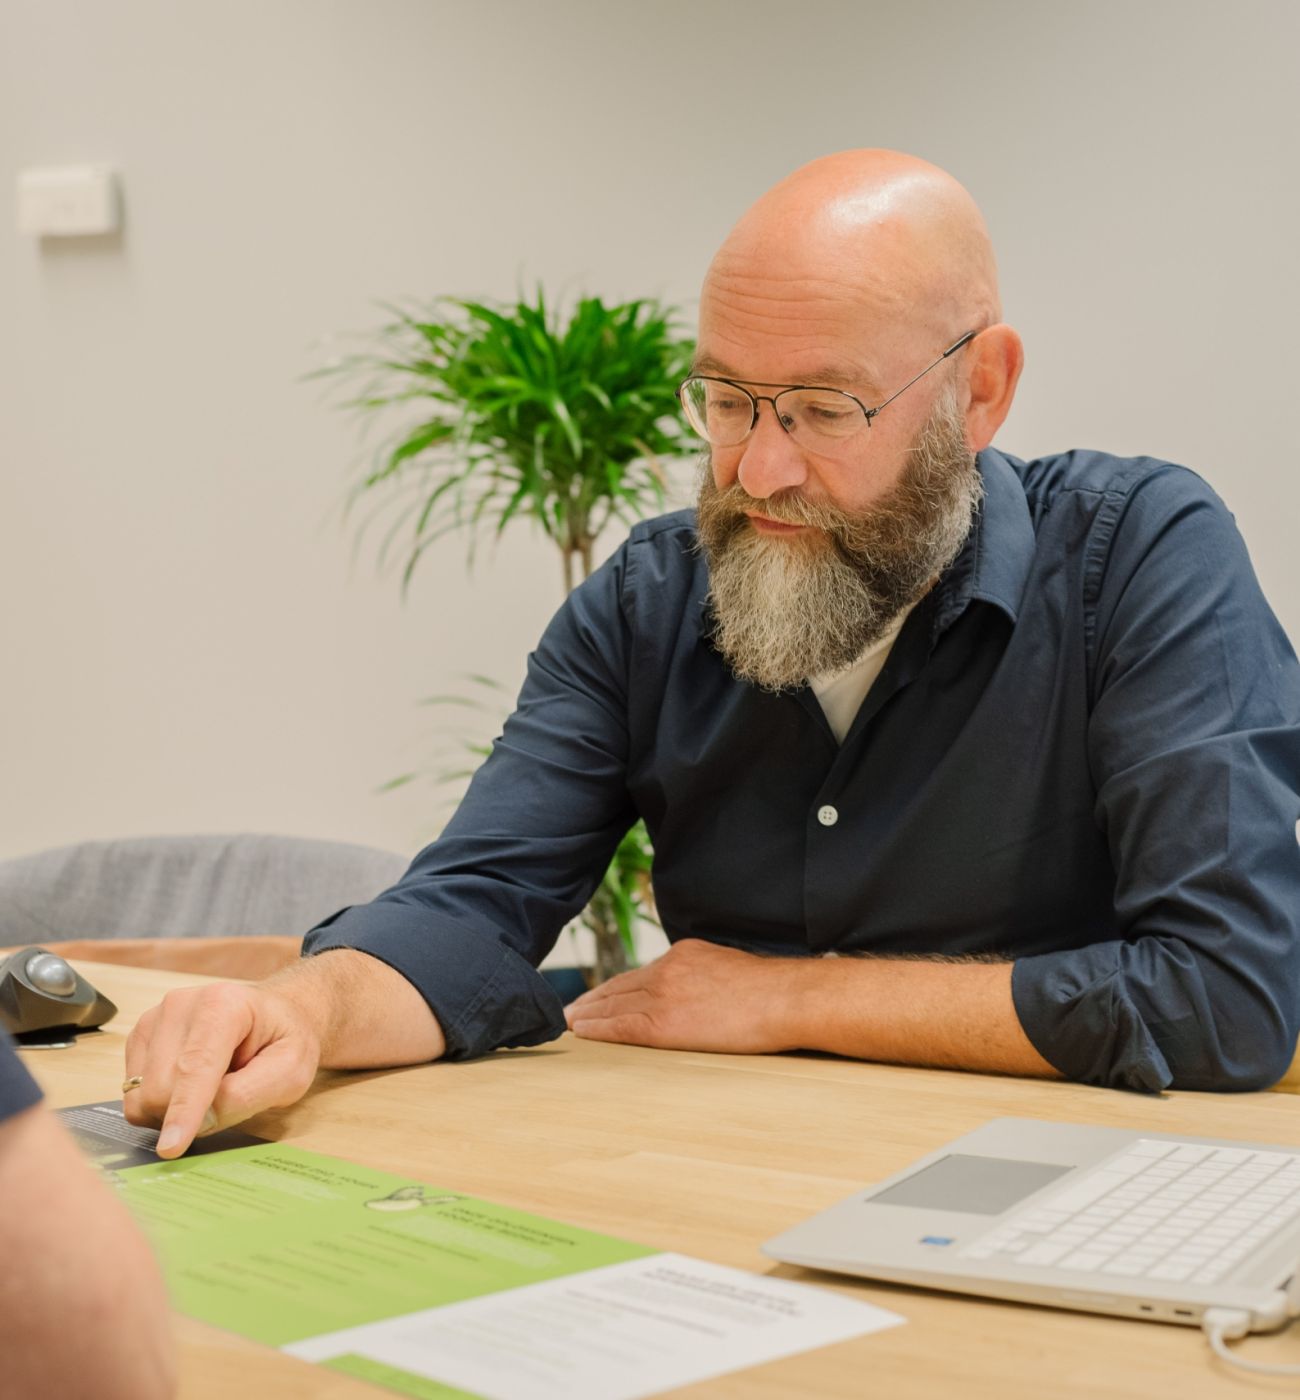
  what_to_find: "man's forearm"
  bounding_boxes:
[781,956,1060,1077]
[270,948,447,1068]
[566,938,1064,1077]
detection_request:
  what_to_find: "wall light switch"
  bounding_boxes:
[17,165,121,236]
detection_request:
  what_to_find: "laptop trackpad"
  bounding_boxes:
[871,1154,1072,1215]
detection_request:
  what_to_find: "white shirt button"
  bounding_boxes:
[817,805,839,827]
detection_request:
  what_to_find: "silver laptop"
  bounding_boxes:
[763,1117,1300,1332]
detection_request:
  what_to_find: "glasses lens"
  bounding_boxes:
[776,388,866,448]
[680,378,753,446]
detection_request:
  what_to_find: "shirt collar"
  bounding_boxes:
[928,446,1035,634]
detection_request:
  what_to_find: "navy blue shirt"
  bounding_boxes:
[0,1035,43,1125]
[305,449,1300,1092]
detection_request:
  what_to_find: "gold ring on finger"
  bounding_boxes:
[121,1075,143,1094]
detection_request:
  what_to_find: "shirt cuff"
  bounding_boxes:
[301,904,567,1061]
[1011,951,1173,1093]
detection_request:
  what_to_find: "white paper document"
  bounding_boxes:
[285,1251,904,1400]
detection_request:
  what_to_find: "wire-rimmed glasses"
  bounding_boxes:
[678,329,977,453]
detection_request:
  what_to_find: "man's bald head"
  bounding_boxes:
[696,150,1021,462]
[703,150,1001,377]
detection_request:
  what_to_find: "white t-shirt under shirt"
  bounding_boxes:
[808,608,912,744]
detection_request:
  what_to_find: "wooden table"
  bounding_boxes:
[21,962,1300,1398]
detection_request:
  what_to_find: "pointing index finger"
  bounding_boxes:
[155,993,254,1158]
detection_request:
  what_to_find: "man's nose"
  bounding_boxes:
[735,401,809,500]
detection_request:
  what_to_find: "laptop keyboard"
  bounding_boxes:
[960,1139,1300,1285]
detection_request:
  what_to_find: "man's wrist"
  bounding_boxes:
[766,954,898,1056]
[759,956,826,1051]
[269,945,448,1069]
[264,950,356,1064]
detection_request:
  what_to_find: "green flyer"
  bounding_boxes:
[114,1140,652,1346]
[60,1102,901,1400]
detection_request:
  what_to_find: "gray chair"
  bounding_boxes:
[0,833,409,944]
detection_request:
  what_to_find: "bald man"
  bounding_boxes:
[126,152,1300,1155]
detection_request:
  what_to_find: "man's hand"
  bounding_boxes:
[123,948,448,1158]
[564,940,798,1053]
[124,979,324,1158]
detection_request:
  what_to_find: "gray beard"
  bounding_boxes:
[695,381,983,693]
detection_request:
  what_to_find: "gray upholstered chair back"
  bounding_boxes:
[0,834,409,943]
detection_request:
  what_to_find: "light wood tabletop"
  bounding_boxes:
[18,960,1300,1399]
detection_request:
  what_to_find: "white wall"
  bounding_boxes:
[2,0,1297,868]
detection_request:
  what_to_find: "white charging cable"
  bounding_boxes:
[1203,1283,1300,1378]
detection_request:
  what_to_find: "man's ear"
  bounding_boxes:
[964,324,1024,451]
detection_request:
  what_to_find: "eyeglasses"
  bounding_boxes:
[678,330,977,452]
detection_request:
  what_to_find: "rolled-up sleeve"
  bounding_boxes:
[1012,467,1300,1091]
[303,548,638,1060]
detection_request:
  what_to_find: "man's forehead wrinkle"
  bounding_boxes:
[705,284,895,327]
[708,243,943,357]
[700,268,896,388]
[693,334,882,393]
[705,257,891,310]
[692,350,876,392]
[704,259,906,321]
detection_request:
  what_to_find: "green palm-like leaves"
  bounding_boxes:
[583,820,657,969]
[325,289,691,978]
[333,291,696,592]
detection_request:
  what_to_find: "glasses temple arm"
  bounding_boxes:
[866,329,979,421]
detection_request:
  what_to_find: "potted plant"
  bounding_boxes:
[324,290,696,985]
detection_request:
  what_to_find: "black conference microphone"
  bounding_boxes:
[0,946,118,1043]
